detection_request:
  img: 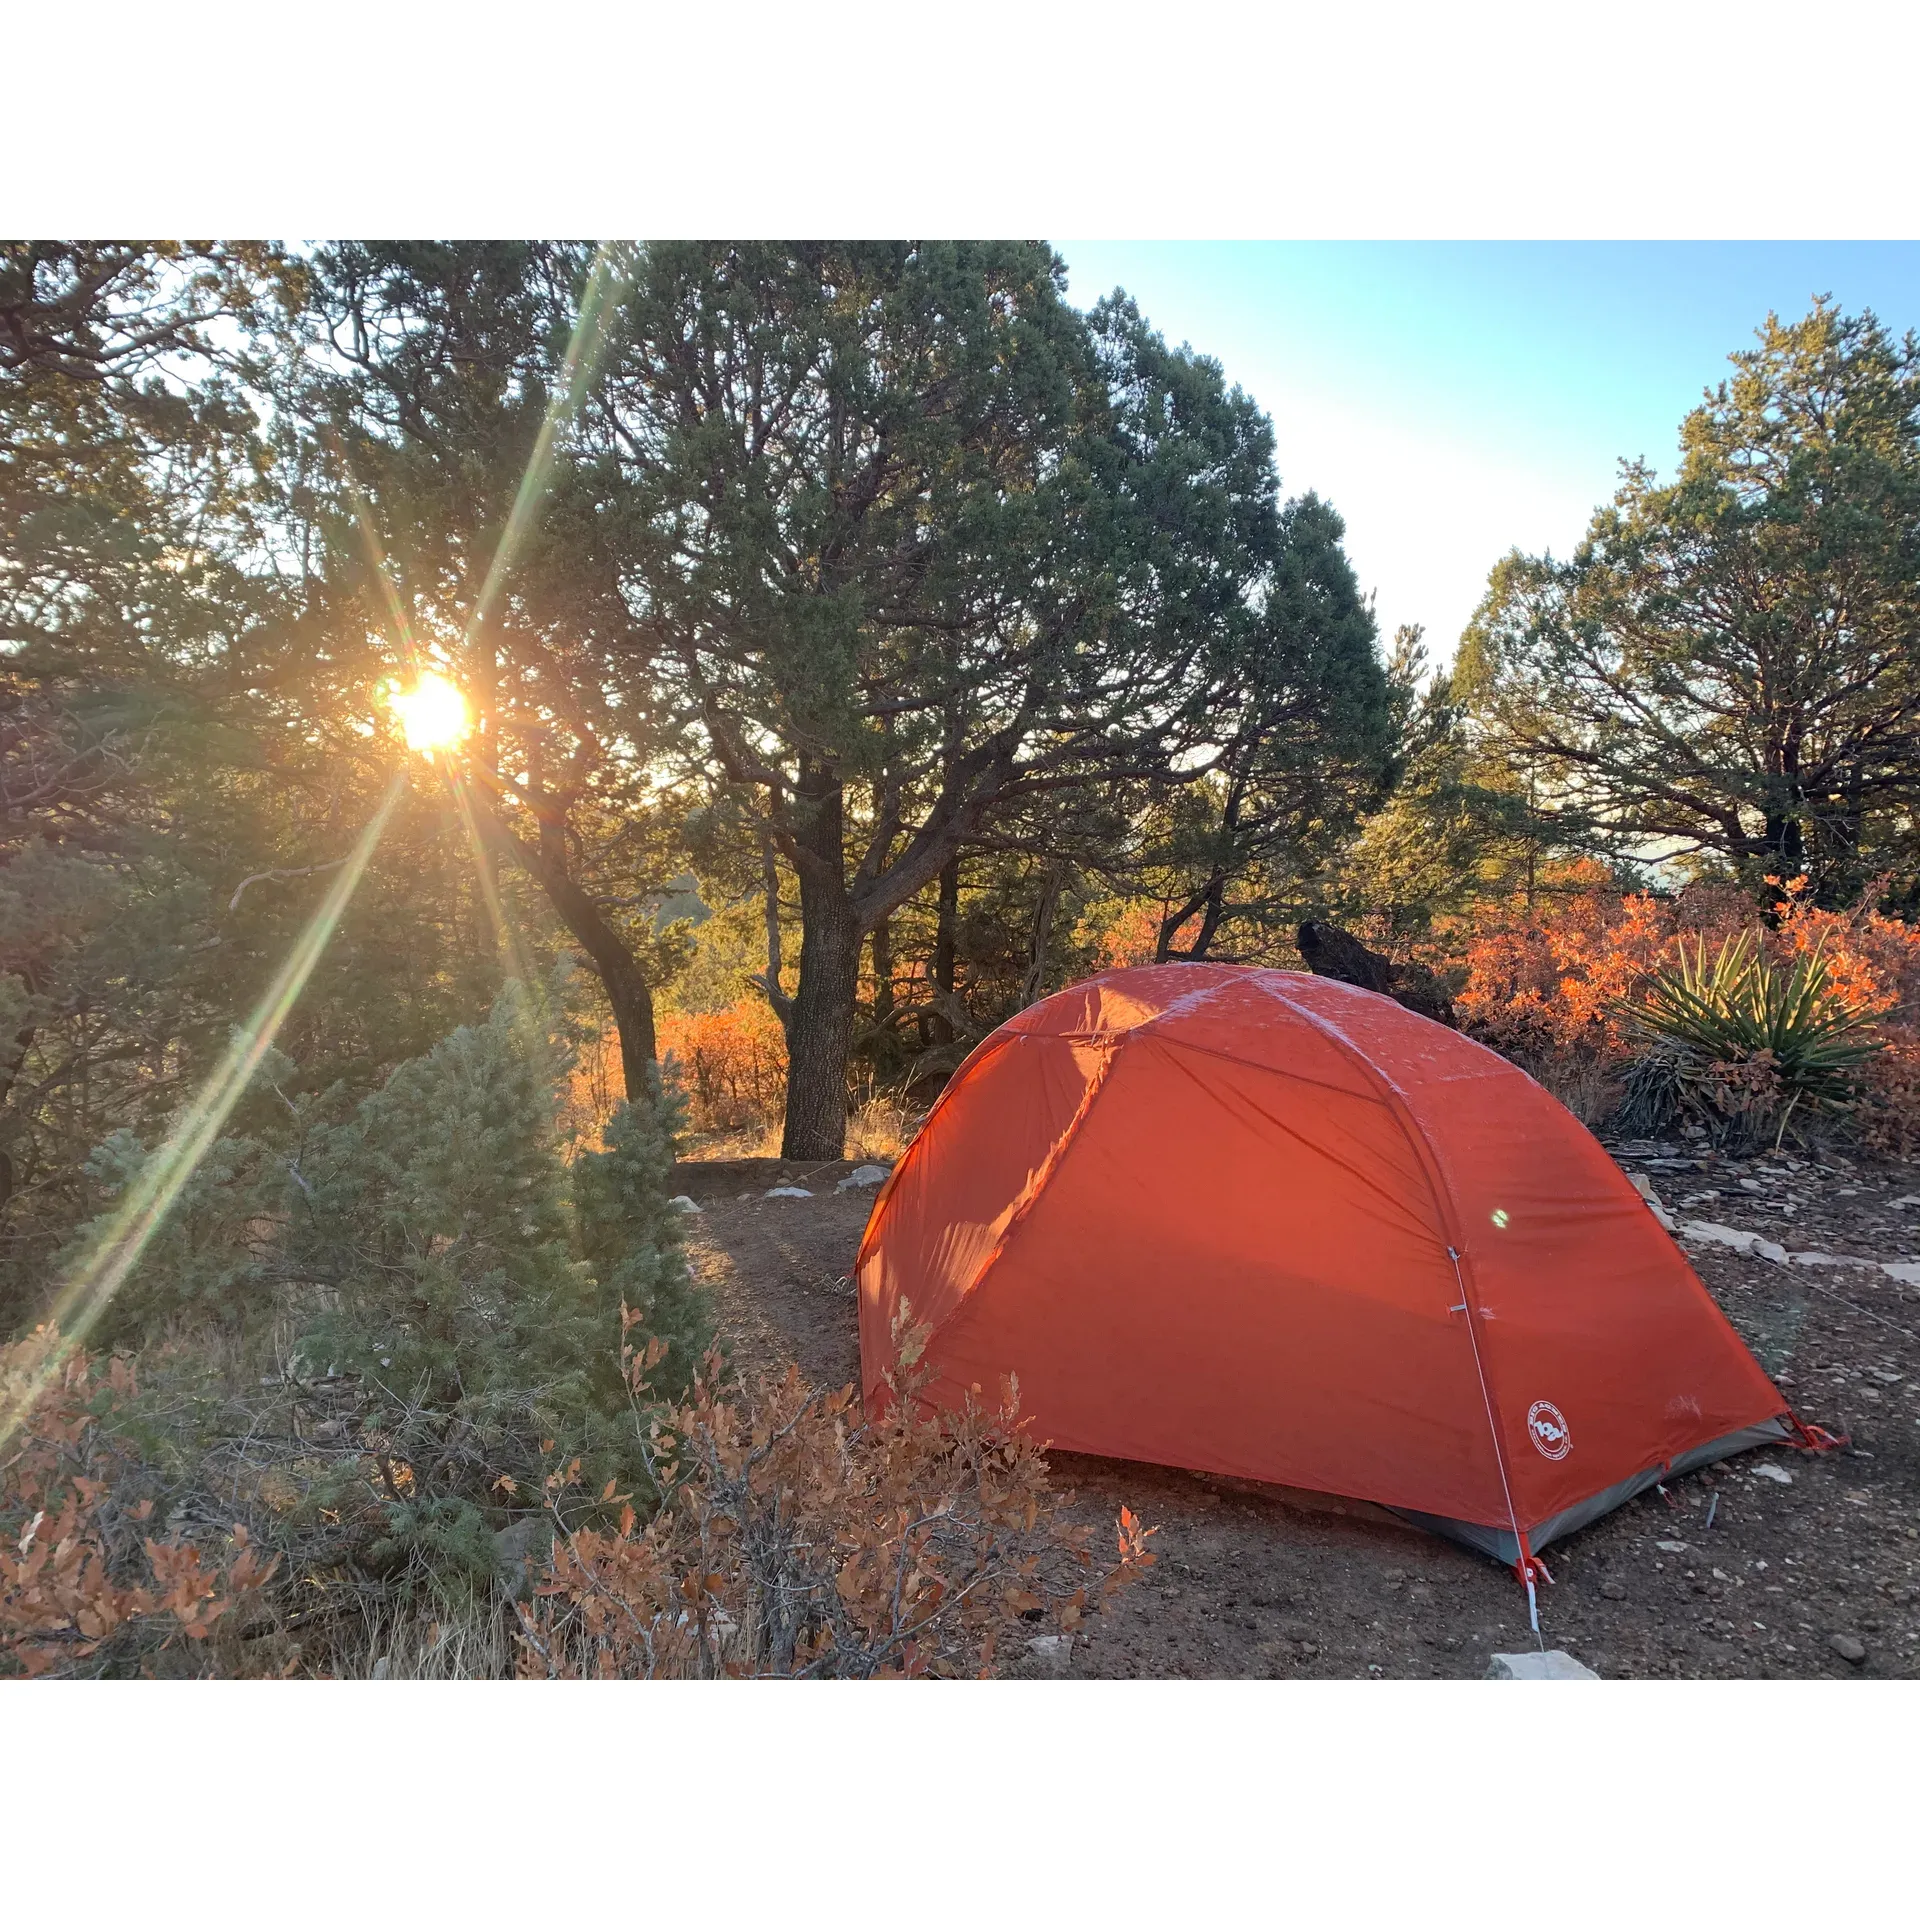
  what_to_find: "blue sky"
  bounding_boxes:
[1056,243,1920,659]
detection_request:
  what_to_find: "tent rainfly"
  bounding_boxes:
[857,965,1814,1609]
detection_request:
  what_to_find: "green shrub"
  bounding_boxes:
[1615,933,1882,1148]
[61,981,711,1609]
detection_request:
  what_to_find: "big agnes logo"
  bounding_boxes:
[1526,1400,1572,1461]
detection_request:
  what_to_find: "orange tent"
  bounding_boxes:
[858,964,1795,1583]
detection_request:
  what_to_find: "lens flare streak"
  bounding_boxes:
[3,250,637,1445]
[1,775,406,1450]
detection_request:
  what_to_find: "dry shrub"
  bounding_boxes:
[0,1328,280,1678]
[1443,861,1704,1064]
[517,1306,1156,1678]
[659,999,788,1136]
[562,1021,625,1147]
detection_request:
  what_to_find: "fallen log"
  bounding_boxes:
[1296,920,1458,1027]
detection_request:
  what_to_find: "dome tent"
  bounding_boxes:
[857,965,1797,1592]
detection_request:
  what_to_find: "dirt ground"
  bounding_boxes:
[672,1142,1920,1680]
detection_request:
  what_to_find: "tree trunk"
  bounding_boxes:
[0,1018,32,1218]
[927,855,960,1044]
[1186,873,1228,959]
[780,760,861,1160]
[755,833,795,1036]
[544,870,661,1105]
[1021,865,1067,1004]
[473,801,660,1105]
[871,915,894,1021]
[1297,920,1456,1027]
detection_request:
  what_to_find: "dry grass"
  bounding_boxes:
[845,1096,919,1162]
[335,1596,516,1679]
[677,1097,920,1166]
[1527,1056,1624,1130]
[677,1117,783,1162]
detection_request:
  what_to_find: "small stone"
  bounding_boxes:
[370,1656,392,1681]
[1599,1579,1628,1601]
[763,1185,814,1199]
[1025,1634,1072,1674]
[667,1194,702,1214]
[1750,1460,1793,1485]
[1486,1650,1601,1680]
[1827,1633,1866,1666]
[1655,1540,1687,1553]
[836,1163,890,1190]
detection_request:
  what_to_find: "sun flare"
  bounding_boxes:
[389,672,471,754]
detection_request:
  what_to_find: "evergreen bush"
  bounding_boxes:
[60,981,711,1605]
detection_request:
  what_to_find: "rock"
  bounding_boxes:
[1599,1579,1628,1601]
[1025,1634,1073,1674]
[1486,1649,1601,1680]
[1624,1170,1677,1230]
[1827,1633,1867,1666]
[1678,1220,1787,1263]
[1654,1540,1687,1553]
[1883,1261,1920,1287]
[836,1164,890,1191]
[1750,1460,1793,1485]
[370,1656,392,1680]
[763,1185,814,1199]
[492,1515,553,1603]
[668,1194,702,1214]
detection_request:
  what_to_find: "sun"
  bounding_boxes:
[389,672,471,754]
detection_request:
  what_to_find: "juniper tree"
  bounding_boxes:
[593,248,1287,1156]
[1461,302,1920,907]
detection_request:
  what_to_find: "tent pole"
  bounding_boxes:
[1448,1244,1546,1649]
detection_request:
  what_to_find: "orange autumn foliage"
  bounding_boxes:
[517,1306,1156,1678]
[1437,866,1920,1149]
[658,998,789,1134]
[1093,901,1164,971]
[1,1328,280,1678]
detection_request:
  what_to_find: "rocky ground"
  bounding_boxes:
[672,1141,1920,1681]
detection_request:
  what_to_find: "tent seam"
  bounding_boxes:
[1246,975,1534,1532]
[861,970,1234,1272]
[854,1029,1017,1276]
[925,1033,1128,1349]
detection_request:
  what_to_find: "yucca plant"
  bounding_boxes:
[1615,933,1883,1149]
